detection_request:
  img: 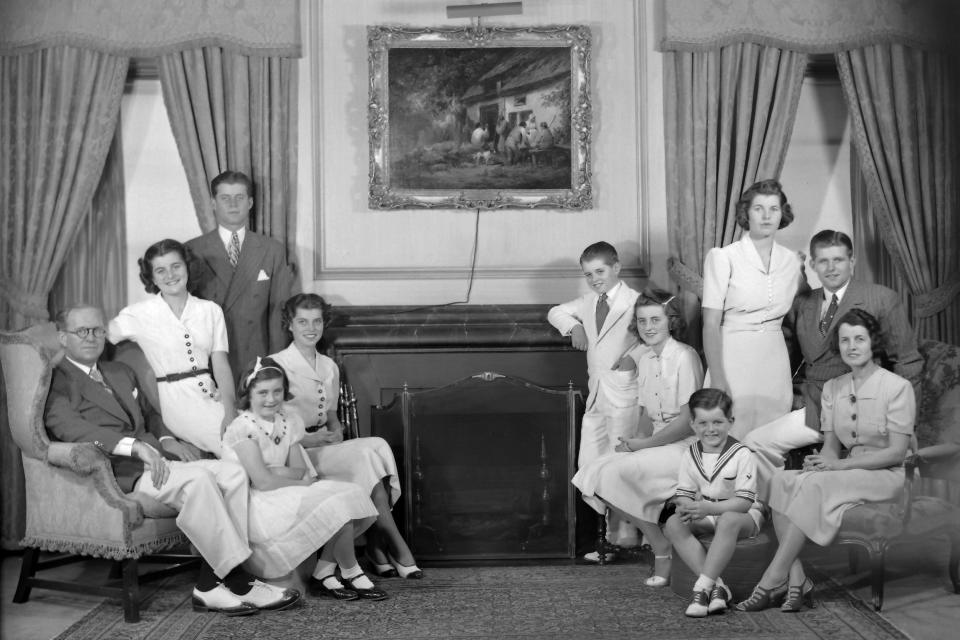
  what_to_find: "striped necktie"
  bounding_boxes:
[819,293,839,336]
[228,231,241,268]
[89,367,113,395]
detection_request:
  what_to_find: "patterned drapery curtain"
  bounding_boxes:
[0,46,128,547]
[48,125,128,322]
[0,0,301,549]
[663,43,807,300]
[850,146,912,313]
[159,48,298,259]
[837,43,960,343]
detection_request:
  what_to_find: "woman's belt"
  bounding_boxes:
[156,368,211,383]
[721,319,783,333]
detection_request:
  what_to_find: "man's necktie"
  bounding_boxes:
[228,231,241,268]
[89,367,113,395]
[819,293,839,336]
[596,293,609,331]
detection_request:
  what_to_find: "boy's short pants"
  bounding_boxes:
[700,506,765,538]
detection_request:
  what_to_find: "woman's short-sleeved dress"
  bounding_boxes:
[222,410,378,578]
[270,344,401,504]
[108,293,228,455]
[702,236,801,438]
[572,337,705,522]
[768,367,915,546]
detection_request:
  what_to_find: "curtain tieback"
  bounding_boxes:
[667,256,704,299]
[0,277,49,323]
[914,278,960,318]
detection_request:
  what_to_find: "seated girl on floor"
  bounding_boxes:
[221,357,388,602]
[571,289,704,577]
[269,293,422,579]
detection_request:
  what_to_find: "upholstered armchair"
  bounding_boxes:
[0,324,197,623]
[836,339,960,611]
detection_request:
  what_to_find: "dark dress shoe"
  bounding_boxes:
[191,585,259,616]
[341,574,389,601]
[308,576,359,601]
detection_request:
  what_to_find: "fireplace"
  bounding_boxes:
[372,372,582,561]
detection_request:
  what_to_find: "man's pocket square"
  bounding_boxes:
[257,269,270,281]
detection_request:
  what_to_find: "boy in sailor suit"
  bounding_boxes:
[664,388,764,618]
[548,241,640,553]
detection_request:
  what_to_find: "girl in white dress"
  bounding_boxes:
[572,290,704,583]
[223,357,387,601]
[108,239,233,456]
[701,179,803,439]
[270,294,422,579]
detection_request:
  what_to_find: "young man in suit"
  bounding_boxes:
[548,241,641,556]
[44,304,300,615]
[743,229,923,498]
[185,171,296,378]
[793,229,922,428]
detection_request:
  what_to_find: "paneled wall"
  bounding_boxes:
[121,0,852,308]
[296,0,662,306]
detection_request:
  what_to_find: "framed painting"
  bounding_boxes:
[368,25,592,210]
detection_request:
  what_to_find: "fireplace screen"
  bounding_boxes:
[373,372,582,561]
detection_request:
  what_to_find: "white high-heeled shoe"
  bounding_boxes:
[365,547,399,578]
[644,554,671,587]
[388,552,424,579]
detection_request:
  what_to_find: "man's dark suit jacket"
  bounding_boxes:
[793,279,924,428]
[185,229,295,380]
[44,359,174,493]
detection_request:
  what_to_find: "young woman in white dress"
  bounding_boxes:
[269,294,422,579]
[701,179,804,438]
[223,358,387,601]
[572,290,704,584]
[108,239,234,456]
[737,309,915,613]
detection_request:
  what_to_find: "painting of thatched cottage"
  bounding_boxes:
[387,47,573,191]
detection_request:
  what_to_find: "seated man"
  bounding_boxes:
[743,229,923,498]
[792,229,922,428]
[44,304,301,616]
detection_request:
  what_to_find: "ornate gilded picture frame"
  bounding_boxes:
[368,25,592,210]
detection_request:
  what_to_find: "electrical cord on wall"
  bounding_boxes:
[392,207,481,314]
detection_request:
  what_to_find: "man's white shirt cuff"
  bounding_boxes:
[113,437,136,457]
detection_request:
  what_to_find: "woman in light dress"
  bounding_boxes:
[737,309,915,613]
[270,293,421,579]
[222,358,387,601]
[572,290,704,584]
[108,239,233,456]
[701,179,804,439]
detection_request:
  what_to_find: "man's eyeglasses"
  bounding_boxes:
[64,327,107,339]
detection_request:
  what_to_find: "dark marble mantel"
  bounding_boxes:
[325,304,571,351]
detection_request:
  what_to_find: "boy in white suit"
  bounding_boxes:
[548,241,641,557]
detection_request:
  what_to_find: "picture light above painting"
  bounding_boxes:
[368,25,593,210]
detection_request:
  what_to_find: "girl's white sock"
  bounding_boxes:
[341,563,375,589]
[693,574,715,593]
[312,559,338,580]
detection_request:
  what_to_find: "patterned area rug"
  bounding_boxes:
[54,564,908,640]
